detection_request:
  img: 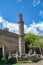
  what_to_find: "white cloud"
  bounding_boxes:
[3,22,19,34]
[16,0,23,3]
[24,25,28,33]
[27,27,39,35]
[39,10,43,17]
[0,16,19,34]
[25,22,39,35]
[0,16,5,23]
[24,22,43,35]
[32,0,40,7]
[0,16,43,35]
[3,21,19,34]
[29,22,43,31]
[37,22,43,30]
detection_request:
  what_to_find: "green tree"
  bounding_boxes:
[24,33,43,53]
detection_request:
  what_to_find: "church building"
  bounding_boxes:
[0,14,25,57]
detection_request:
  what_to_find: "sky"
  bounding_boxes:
[0,0,43,35]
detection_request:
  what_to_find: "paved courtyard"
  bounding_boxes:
[21,60,43,65]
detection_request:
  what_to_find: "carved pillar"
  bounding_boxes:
[18,14,25,56]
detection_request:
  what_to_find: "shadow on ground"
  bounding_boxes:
[0,60,17,65]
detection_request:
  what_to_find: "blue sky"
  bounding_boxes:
[0,0,43,35]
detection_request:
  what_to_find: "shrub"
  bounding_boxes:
[7,57,17,64]
[1,57,6,62]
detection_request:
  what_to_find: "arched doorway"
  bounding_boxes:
[0,48,3,58]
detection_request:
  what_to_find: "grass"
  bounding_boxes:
[0,57,34,65]
[0,60,34,65]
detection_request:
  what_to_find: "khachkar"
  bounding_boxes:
[18,14,25,56]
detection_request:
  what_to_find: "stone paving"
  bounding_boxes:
[21,60,43,65]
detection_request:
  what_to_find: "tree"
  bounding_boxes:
[24,33,43,53]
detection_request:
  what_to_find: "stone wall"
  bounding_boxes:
[0,29,19,54]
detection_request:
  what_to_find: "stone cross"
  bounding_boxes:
[19,14,23,21]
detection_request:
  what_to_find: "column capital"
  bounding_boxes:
[18,13,24,24]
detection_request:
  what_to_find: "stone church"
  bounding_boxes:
[0,14,25,57]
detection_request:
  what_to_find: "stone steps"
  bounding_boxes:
[18,57,28,61]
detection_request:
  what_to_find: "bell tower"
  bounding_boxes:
[18,14,25,56]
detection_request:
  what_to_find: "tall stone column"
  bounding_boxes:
[18,14,25,56]
[2,45,6,57]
